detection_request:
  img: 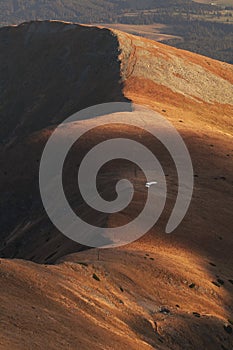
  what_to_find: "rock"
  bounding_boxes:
[193,312,201,318]
[159,307,170,315]
[212,281,221,287]
[92,273,100,282]
[223,325,232,334]
[189,283,196,289]
[77,262,88,267]
[217,278,224,285]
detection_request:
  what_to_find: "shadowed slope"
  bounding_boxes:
[0,20,130,144]
[0,21,131,260]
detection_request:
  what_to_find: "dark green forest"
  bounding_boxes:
[164,20,233,64]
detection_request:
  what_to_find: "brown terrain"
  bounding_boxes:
[0,20,233,349]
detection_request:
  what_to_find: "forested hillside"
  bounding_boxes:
[0,0,114,25]
[0,0,215,26]
[164,20,233,64]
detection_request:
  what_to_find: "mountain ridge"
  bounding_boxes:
[0,21,232,350]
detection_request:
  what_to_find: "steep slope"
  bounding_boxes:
[0,21,130,261]
[0,21,129,143]
[0,21,232,349]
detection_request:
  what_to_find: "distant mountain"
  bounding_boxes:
[0,0,200,27]
[0,0,114,26]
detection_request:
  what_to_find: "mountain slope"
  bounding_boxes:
[0,21,232,349]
